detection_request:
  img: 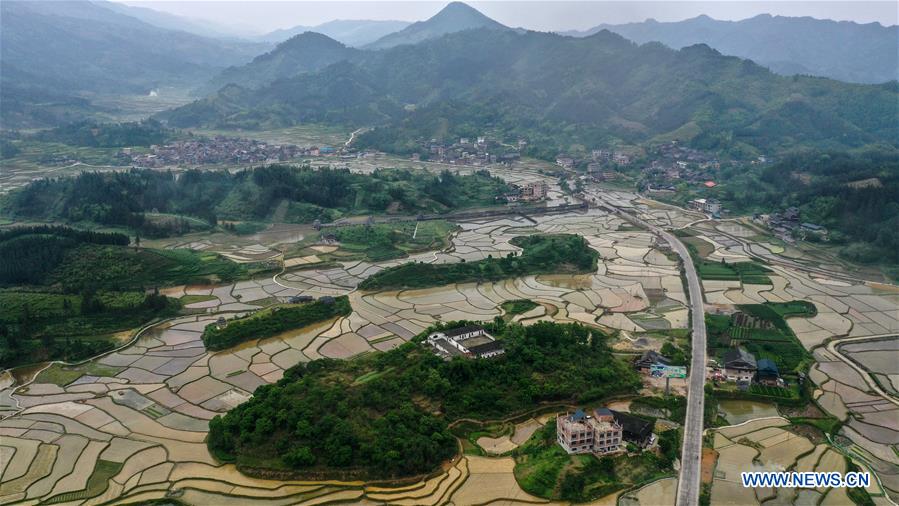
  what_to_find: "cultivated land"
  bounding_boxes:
[1,157,897,505]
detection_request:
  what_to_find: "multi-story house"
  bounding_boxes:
[557,408,623,455]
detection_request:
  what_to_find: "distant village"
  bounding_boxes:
[117,134,830,240]
[122,136,336,168]
[414,136,525,166]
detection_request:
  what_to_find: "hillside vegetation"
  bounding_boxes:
[1,230,257,291]
[1,166,510,237]
[164,28,898,157]
[207,321,641,478]
[202,296,352,351]
[32,119,173,148]
[0,225,263,367]
[709,150,899,268]
[358,234,599,290]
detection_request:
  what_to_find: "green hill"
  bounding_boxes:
[207,321,640,478]
[163,28,898,156]
[1,166,511,236]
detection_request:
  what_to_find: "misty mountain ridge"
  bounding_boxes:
[565,13,899,84]
[162,28,898,156]
[0,0,270,127]
[257,19,412,46]
[202,2,512,93]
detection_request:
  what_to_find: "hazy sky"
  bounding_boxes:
[119,1,899,34]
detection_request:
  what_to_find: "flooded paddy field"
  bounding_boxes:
[0,198,695,504]
[2,162,897,504]
[707,417,889,505]
[717,400,780,425]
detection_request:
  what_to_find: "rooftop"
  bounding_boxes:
[444,324,485,338]
[724,347,757,369]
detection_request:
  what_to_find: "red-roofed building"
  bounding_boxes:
[703,181,717,188]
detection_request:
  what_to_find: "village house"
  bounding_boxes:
[519,181,548,201]
[633,350,671,374]
[690,198,722,216]
[723,347,758,383]
[755,358,782,386]
[612,152,632,165]
[555,155,575,169]
[800,222,828,239]
[592,149,611,161]
[557,408,623,455]
[425,325,505,360]
[610,410,655,447]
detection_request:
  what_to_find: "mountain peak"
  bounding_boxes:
[364,1,506,50]
[434,2,486,18]
[429,2,503,25]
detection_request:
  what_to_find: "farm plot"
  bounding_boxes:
[709,419,855,505]
[0,203,693,504]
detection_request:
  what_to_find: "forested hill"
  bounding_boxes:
[713,150,899,267]
[202,32,361,93]
[0,166,511,235]
[162,29,899,156]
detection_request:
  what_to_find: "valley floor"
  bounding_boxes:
[1,163,897,505]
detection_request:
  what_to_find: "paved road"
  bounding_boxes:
[589,193,706,506]
[661,228,706,506]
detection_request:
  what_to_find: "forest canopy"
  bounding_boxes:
[711,149,899,265]
[0,166,511,237]
[202,296,352,351]
[359,234,599,290]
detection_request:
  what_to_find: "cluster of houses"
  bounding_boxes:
[754,207,828,243]
[556,407,655,455]
[416,137,523,166]
[637,142,728,193]
[500,180,548,203]
[287,295,336,305]
[710,348,782,387]
[655,141,721,169]
[634,347,781,388]
[425,325,506,360]
[124,136,331,167]
[555,149,633,181]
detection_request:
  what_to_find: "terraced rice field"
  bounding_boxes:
[0,187,694,504]
[707,417,879,505]
[2,170,897,504]
[689,217,899,502]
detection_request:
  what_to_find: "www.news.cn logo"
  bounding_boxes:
[741,472,871,488]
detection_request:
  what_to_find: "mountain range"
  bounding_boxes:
[162,27,898,156]
[565,14,899,84]
[2,0,898,136]
[256,19,412,47]
[0,0,267,127]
